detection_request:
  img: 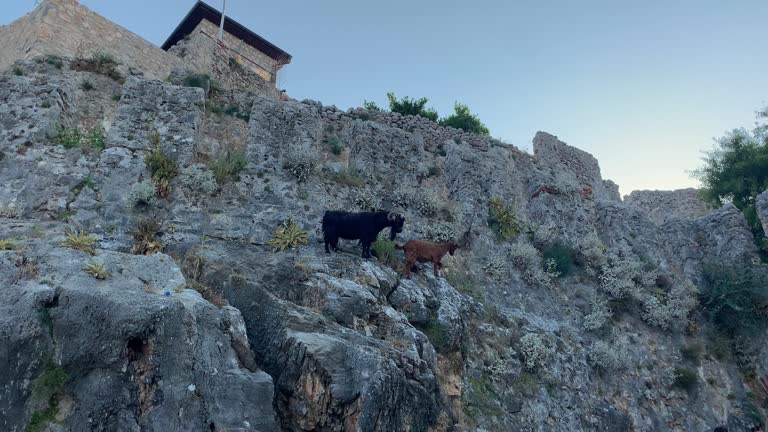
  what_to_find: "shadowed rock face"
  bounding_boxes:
[1,57,767,432]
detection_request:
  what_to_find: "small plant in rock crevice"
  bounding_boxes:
[131,220,163,256]
[518,332,553,370]
[372,236,399,269]
[27,358,67,432]
[144,130,178,197]
[55,126,106,151]
[60,230,97,255]
[71,52,123,82]
[209,150,247,184]
[487,197,520,241]
[83,262,111,280]
[283,151,316,183]
[0,239,18,251]
[332,166,366,188]
[269,219,308,252]
[541,242,576,278]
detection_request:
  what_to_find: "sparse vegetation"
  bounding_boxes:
[45,55,63,69]
[372,237,399,268]
[83,262,110,280]
[71,177,96,196]
[60,230,97,255]
[269,219,308,252]
[0,239,18,251]
[352,187,380,210]
[332,166,365,187]
[71,52,123,82]
[446,269,481,299]
[283,150,316,182]
[54,126,106,151]
[13,67,24,76]
[362,100,382,112]
[326,136,344,155]
[15,256,39,281]
[518,333,553,370]
[180,164,218,195]
[417,319,452,353]
[209,150,247,184]
[144,130,178,197]
[487,197,520,241]
[126,180,157,208]
[80,80,94,91]
[131,220,163,255]
[681,343,704,364]
[673,367,698,391]
[541,242,576,277]
[588,339,630,370]
[182,73,214,92]
[439,102,490,136]
[463,371,503,419]
[27,358,67,432]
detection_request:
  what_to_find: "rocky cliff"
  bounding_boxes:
[1,57,768,432]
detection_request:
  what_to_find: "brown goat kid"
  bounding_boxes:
[396,240,458,278]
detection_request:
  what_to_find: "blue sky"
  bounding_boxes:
[4,1,767,194]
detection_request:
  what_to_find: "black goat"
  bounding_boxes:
[322,210,405,258]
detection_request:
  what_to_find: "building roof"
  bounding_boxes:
[161,1,291,65]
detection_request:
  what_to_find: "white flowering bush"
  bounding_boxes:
[576,232,608,272]
[427,222,455,243]
[126,180,156,208]
[283,150,316,182]
[583,295,613,331]
[510,240,557,288]
[518,333,553,370]
[179,163,217,196]
[414,190,441,217]
[352,187,380,211]
[598,252,644,298]
[483,256,508,280]
[588,338,630,370]
[391,188,414,209]
[638,280,698,330]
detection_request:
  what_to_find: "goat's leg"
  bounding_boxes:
[361,241,372,259]
[433,261,440,277]
[403,257,415,278]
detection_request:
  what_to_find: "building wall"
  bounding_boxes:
[0,0,184,80]
[181,19,280,82]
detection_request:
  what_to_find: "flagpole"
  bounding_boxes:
[218,0,227,41]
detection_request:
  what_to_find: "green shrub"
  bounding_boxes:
[83,262,110,280]
[372,237,399,268]
[326,136,343,155]
[487,197,519,241]
[183,73,211,90]
[0,239,18,251]
[439,102,490,136]
[54,126,105,151]
[144,131,178,188]
[446,270,481,299]
[45,55,63,69]
[363,100,382,112]
[60,230,97,255]
[463,372,503,419]
[416,319,452,353]
[269,219,308,252]
[699,262,768,338]
[209,150,247,184]
[13,67,24,76]
[331,166,365,187]
[541,242,576,277]
[681,343,703,364]
[387,92,438,121]
[81,80,94,91]
[673,367,698,391]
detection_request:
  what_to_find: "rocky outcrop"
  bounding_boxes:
[625,188,712,225]
[758,190,768,235]
[2,57,767,432]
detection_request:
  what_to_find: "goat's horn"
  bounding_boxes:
[388,212,396,221]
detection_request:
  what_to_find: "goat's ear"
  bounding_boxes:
[387,212,396,222]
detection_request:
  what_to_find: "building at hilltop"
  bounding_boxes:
[0,0,291,85]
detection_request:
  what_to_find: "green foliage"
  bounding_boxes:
[27,358,67,432]
[363,100,382,112]
[209,150,247,184]
[332,166,365,187]
[692,110,768,257]
[439,102,490,135]
[699,262,768,338]
[427,165,441,177]
[0,239,18,251]
[372,237,398,268]
[71,177,96,195]
[83,262,110,280]
[446,270,481,299]
[487,197,520,241]
[183,73,212,91]
[541,242,576,277]
[463,372,503,419]
[13,67,24,76]
[326,136,344,155]
[673,366,698,391]
[54,126,105,151]
[60,230,97,255]
[144,131,178,187]
[45,55,63,69]
[269,219,308,252]
[681,343,703,364]
[386,92,438,121]
[80,80,94,91]
[417,319,453,353]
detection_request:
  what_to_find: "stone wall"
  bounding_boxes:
[0,0,184,80]
[624,188,712,225]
